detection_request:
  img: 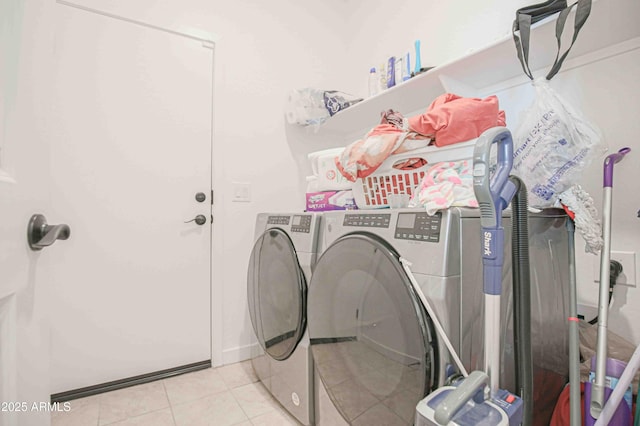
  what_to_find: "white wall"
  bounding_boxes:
[340,0,534,99]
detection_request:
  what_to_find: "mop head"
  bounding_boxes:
[559,185,603,254]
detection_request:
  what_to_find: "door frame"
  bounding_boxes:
[54,0,224,368]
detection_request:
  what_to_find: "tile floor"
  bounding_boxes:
[51,361,301,426]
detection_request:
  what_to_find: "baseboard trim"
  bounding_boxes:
[222,343,256,365]
[50,360,211,402]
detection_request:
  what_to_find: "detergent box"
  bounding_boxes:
[305,190,357,212]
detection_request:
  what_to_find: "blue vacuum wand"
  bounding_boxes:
[472,127,517,395]
[415,128,523,426]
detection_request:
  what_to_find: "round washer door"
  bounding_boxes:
[247,228,307,361]
[308,232,437,425]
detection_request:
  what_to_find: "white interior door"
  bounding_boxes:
[1,0,55,425]
[50,4,213,393]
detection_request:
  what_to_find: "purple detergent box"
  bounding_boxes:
[306,190,357,211]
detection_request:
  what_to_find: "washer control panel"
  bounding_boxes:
[291,215,312,233]
[267,215,291,226]
[344,213,391,228]
[395,212,441,242]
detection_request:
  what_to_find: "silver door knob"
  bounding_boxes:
[27,214,71,251]
[184,215,206,225]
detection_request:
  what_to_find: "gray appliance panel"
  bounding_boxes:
[247,228,306,361]
[255,212,322,254]
[249,212,321,426]
[458,212,569,425]
[314,207,569,426]
[321,208,461,277]
[308,233,438,425]
[395,211,442,243]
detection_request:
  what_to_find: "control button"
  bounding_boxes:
[505,394,515,404]
[473,163,486,177]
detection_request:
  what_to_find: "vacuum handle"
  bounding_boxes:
[473,127,515,229]
[603,147,630,187]
[434,371,489,425]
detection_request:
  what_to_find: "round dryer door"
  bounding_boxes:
[308,233,437,425]
[247,228,307,361]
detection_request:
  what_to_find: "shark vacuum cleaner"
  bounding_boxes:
[416,127,527,426]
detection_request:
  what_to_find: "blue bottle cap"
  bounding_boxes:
[370,67,376,73]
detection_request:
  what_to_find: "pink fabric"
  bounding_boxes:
[408,160,478,215]
[408,93,506,147]
[335,125,429,182]
[335,94,506,182]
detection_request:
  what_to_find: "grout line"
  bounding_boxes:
[100,407,175,426]
[95,393,103,426]
[229,380,284,422]
[163,381,179,426]
[228,385,254,421]
[92,382,173,426]
[169,391,223,410]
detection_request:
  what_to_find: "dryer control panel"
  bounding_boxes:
[291,215,312,233]
[395,212,441,242]
[267,215,290,225]
[343,213,391,228]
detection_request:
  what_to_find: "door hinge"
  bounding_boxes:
[211,190,214,205]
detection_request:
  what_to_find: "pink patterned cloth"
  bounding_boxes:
[335,94,506,182]
[335,124,430,182]
[408,160,478,215]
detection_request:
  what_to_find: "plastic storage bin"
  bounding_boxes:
[352,140,477,208]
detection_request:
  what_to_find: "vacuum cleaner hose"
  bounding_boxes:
[510,176,533,426]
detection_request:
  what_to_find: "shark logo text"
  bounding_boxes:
[484,231,492,256]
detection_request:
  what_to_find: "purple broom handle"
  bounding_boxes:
[603,147,630,187]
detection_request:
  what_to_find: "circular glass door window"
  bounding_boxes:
[308,232,437,424]
[247,228,307,361]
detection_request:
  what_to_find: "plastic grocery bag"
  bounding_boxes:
[285,88,362,128]
[511,78,604,208]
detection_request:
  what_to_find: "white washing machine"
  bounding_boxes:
[247,212,322,426]
[308,208,571,425]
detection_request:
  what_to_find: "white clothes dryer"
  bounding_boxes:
[247,212,322,425]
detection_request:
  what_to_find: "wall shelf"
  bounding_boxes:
[319,0,639,136]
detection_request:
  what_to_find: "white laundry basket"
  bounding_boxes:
[352,140,477,208]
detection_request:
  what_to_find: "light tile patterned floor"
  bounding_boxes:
[51,361,301,426]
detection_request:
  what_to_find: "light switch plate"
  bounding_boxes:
[232,182,251,203]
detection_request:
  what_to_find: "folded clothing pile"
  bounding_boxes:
[336,93,506,182]
[408,160,478,215]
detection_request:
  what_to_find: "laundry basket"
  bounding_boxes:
[352,140,477,209]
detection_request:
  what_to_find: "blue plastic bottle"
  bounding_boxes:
[386,56,395,88]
